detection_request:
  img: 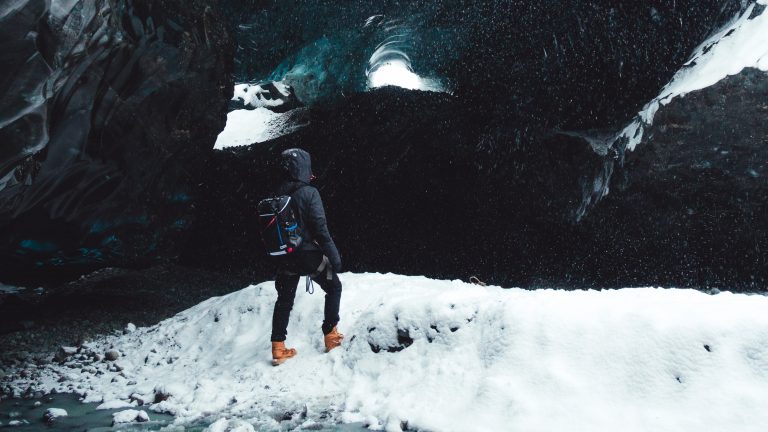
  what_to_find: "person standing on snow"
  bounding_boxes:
[270,148,344,366]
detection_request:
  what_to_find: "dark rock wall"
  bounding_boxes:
[0,0,233,283]
[586,68,768,289]
[450,0,749,129]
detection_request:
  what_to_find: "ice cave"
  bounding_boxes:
[1,1,767,431]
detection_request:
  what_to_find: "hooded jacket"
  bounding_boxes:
[275,148,342,272]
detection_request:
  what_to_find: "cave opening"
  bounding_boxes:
[214,11,449,151]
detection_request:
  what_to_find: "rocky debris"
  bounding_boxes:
[2,386,16,398]
[153,387,171,404]
[104,350,120,361]
[112,409,150,425]
[124,323,137,334]
[80,366,98,374]
[42,408,68,424]
[0,265,257,385]
[53,346,77,363]
[0,338,134,398]
[129,393,148,406]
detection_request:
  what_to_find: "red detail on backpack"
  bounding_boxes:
[264,216,276,230]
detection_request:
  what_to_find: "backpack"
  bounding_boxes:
[258,189,304,256]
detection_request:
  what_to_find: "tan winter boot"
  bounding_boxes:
[271,341,297,366]
[324,326,344,352]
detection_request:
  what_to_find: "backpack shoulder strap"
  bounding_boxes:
[288,182,311,196]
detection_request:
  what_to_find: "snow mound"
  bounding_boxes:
[620,0,768,151]
[213,108,301,149]
[96,400,135,410]
[20,273,768,431]
[112,409,150,425]
[43,408,67,419]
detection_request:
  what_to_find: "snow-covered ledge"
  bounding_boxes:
[214,82,303,150]
[8,273,768,431]
[619,0,768,152]
[213,108,293,149]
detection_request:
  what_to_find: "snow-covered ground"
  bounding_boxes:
[11,273,768,432]
[619,0,768,151]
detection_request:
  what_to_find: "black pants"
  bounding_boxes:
[271,251,342,342]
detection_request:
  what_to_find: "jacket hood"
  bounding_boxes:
[280,148,312,183]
